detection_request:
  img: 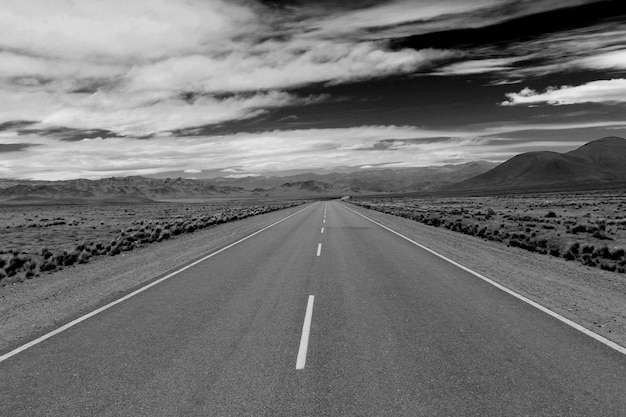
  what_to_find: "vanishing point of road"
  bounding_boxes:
[1,201,625,416]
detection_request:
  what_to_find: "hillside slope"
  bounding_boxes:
[446,137,626,193]
[211,161,497,192]
[0,177,247,202]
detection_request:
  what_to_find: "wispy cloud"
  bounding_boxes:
[297,0,595,39]
[501,79,626,106]
[434,57,523,75]
[3,120,625,180]
[436,20,626,80]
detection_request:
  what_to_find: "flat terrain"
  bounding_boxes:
[0,199,302,282]
[352,191,626,273]
[1,201,625,416]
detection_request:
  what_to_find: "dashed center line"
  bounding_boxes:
[296,295,315,370]
[316,243,322,256]
[321,227,324,234]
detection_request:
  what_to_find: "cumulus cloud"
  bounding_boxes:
[501,79,626,106]
[0,0,461,136]
[0,0,256,61]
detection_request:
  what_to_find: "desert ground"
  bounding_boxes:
[351,191,626,274]
[0,199,303,284]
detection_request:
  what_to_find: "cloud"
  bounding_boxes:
[0,89,322,136]
[299,0,504,36]
[0,0,256,61]
[574,49,626,71]
[293,0,595,40]
[434,57,523,75]
[0,125,475,179]
[0,0,461,136]
[0,143,38,153]
[125,42,455,94]
[501,79,626,106]
[4,121,625,180]
[433,20,626,80]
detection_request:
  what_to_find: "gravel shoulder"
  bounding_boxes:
[0,204,310,354]
[346,203,626,349]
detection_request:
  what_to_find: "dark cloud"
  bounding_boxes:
[0,120,38,131]
[0,143,39,153]
[354,137,454,151]
[17,126,122,141]
[258,0,384,12]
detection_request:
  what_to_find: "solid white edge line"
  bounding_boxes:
[341,203,626,356]
[0,203,316,364]
[316,243,322,257]
[296,295,315,370]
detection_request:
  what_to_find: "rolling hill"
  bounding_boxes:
[0,161,498,202]
[253,180,361,198]
[445,137,626,194]
[0,176,247,203]
[210,161,498,193]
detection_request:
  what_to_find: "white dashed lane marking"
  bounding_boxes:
[296,295,315,370]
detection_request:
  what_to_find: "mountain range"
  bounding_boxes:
[0,161,497,202]
[0,137,624,203]
[446,136,626,194]
[214,161,497,193]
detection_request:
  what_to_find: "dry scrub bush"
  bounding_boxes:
[0,201,304,285]
[351,200,626,274]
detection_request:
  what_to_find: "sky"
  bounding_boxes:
[0,0,625,180]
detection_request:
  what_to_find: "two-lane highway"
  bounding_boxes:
[1,201,625,416]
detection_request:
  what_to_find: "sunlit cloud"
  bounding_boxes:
[434,57,523,75]
[0,0,456,136]
[297,0,594,40]
[501,79,626,106]
[0,0,256,61]
[436,22,626,80]
[2,120,625,180]
[0,0,623,180]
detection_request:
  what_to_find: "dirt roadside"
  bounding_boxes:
[345,203,626,348]
[0,203,311,354]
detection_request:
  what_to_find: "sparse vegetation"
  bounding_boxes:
[0,200,303,284]
[350,191,626,274]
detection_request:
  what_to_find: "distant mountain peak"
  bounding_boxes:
[446,137,626,194]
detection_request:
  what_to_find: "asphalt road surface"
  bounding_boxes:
[2,201,625,416]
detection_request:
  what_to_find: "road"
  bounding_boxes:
[1,201,625,416]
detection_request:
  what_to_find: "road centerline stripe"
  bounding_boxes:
[341,203,626,356]
[0,203,315,364]
[316,243,322,256]
[296,295,315,370]
[321,227,324,234]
